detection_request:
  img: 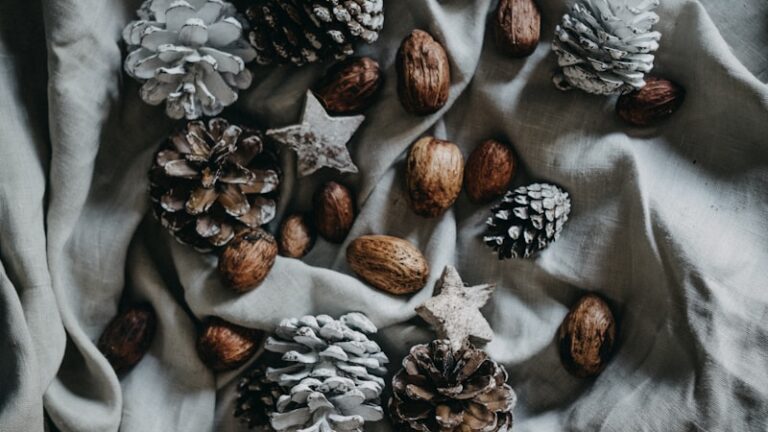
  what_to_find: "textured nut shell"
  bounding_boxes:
[314,181,356,243]
[279,213,316,258]
[218,229,277,293]
[315,57,383,114]
[616,77,685,126]
[407,137,464,218]
[98,304,157,373]
[346,235,429,295]
[464,139,517,203]
[397,30,451,115]
[558,294,617,378]
[494,0,541,57]
[197,317,262,372]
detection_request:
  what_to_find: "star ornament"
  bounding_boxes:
[416,265,496,352]
[266,90,364,177]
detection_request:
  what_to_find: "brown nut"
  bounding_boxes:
[346,235,429,295]
[98,303,157,373]
[616,77,685,126]
[278,213,316,258]
[406,136,464,218]
[464,139,517,203]
[314,181,356,243]
[314,57,383,114]
[197,317,262,372]
[397,30,451,115]
[558,294,617,378]
[218,229,277,293]
[494,0,541,57]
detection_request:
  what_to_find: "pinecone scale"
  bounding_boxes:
[389,340,516,432]
[484,183,571,259]
[150,118,280,251]
[246,0,384,66]
[552,0,661,94]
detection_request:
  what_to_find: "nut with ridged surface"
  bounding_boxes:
[397,30,451,115]
[314,181,356,243]
[406,137,464,218]
[346,235,429,295]
[98,303,157,373]
[464,139,517,203]
[616,77,685,126]
[315,57,383,114]
[218,228,277,293]
[494,0,541,57]
[558,293,616,378]
[197,317,263,372]
[278,213,316,258]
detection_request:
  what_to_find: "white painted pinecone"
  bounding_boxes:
[552,0,661,95]
[264,313,389,432]
[484,183,571,259]
[123,0,257,119]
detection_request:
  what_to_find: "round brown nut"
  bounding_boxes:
[98,303,157,373]
[314,181,356,243]
[278,213,316,258]
[494,0,541,57]
[397,30,451,115]
[218,228,277,293]
[464,139,517,203]
[346,235,429,295]
[406,136,464,218]
[197,317,262,372]
[314,57,383,114]
[616,77,685,126]
[558,294,617,378]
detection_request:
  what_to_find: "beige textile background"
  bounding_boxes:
[0,0,766,431]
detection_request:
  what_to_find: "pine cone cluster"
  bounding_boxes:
[150,118,280,252]
[484,183,571,259]
[123,0,257,119]
[235,364,283,429]
[246,0,384,66]
[389,340,516,432]
[552,0,662,95]
[235,313,389,431]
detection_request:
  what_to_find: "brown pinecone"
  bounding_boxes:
[234,364,281,430]
[246,0,384,66]
[389,340,516,432]
[150,118,280,252]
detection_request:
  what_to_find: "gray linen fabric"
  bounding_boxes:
[0,0,767,431]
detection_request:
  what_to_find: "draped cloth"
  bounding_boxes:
[0,0,766,430]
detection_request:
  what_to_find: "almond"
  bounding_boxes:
[197,317,262,372]
[218,229,277,293]
[314,181,356,243]
[278,213,316,258]
[558,294,617,378]
[494,0,541,57]
[397,30,451,115]
[464,139,517,203]
[406,136,464,218]
[98,304,157,373]
[616,77,685,126]
[314,57,383,114]
[346,235,429,295]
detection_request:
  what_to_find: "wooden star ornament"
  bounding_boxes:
[416,265,496,352]
[266,90,364,177]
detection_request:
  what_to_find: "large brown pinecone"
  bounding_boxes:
[150,118,280,252]
[389,340,516,432]
[246,0,384,66]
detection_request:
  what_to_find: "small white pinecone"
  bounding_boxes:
[264,313,389,432]
[552,0,661,95]
[123,0,257,119]
[484,183,571,259]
